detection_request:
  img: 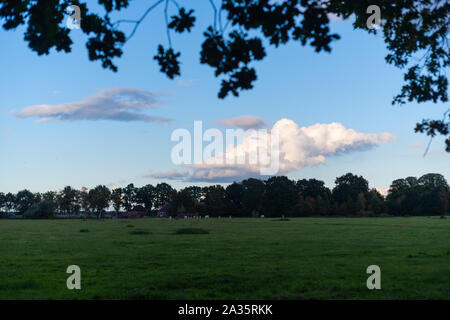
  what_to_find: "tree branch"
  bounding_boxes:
[209,0,218,31]
[164,0,172,48]
[114,0,165,41]
[423,108,450,157]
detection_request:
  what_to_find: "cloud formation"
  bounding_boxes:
[144,170,190,180]
[216,115,268,130]
[15,88,173,123]
[182,119,395,182]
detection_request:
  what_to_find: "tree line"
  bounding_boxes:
[0,173,448,219]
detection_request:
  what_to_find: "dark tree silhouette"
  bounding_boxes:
[167,188,196,216]
[111,187,123,213]
[332,173,369,204]
[1,172,449,218]
[386,173,449,215]
[1,0,449,150]
[242,178,265,216]
[14,189,36,214]
[135,184,155,212]
[263,176,298,217]
[88,185,111,218]
[201,185,228,217]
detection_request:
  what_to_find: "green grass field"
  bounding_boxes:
[0,217,448,299]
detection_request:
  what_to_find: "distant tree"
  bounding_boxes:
[291,196,316,217]
[202,185,228,217]
[296,178,331,215]
[417,173,449,215]
[263,176,298,217]
[41,191,58,214]
[88,185,111,218]
[315,194,330,215]
[24,200,56,219]
[3,193,15,214]
[418,173,449,190]
[356,192,367,215]
[42,191,57,202]
[73,190,83,214]
[59,186,78,214]
[296,179,331,199]
[79,187,91,216]
[168,188,196,216]
[225,182,245,216]
[135,184,155,213]
[111,187,123,214]
[386,177,421,215]
[14,190,36,214]
[154,183,176,209]
[185,186,203,202]
[242,178,265,216]
[336,202,349,216]
[0,192,5,216]
[34,192,42,203]
[122,183,136,211]
[332,173,369,213]
[345,197,358,215]
[179,188,196,213]
[366,189,386,214]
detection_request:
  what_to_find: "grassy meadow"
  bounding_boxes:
[0,217,448,299]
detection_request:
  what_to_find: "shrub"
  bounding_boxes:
[289,203,313,217]
[23,200,55,219]
[79,229,89,233]
[129,229,151,235]
[379,213,391,217]
[175,228,209,235]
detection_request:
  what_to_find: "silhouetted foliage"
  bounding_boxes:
[167,188,196,216]
[263,176,298,217]
[1,0,448,150]
[14,190,37,214]
[387,173,450,215]
[242,178,265,216]
[1,172,449,218]
[88,185,111,218]
[24,200,56,219]
[201,185,228,217]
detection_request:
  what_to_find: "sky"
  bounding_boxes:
[0,1,448,194]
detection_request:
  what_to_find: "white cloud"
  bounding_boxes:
[15,88,173,123]
[216,115,268,130]
[185,118,396,182]
[375,187,389,196]
[144,170,189,180]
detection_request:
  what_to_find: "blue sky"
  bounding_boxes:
[0,1,448,194]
